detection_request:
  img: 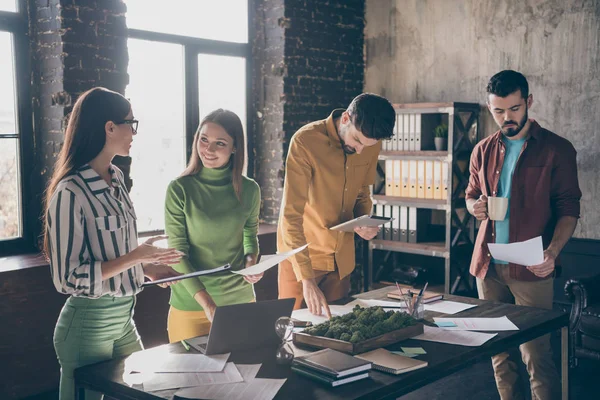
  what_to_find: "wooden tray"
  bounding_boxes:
[293,323,424,355]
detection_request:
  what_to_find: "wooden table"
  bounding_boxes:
[74,287,570,400]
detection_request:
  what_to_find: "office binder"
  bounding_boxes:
[433,161,442,200]
[408,160,417,198]
[392,206,400,241]
[400,206,408,242]
[385,160,393,196]
[408,208,431,243]
[442,162,449,200]
[425,160,434,199]
[403,113,410,150]
[417,160,425,199]
[397,114,404,151]
[414,114,422,151]
[393,160,401,196]
[408,114,416,151]
[401,160,409,197]
[383,205,392,240]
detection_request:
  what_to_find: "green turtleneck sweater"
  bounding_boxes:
[164,165,260,311]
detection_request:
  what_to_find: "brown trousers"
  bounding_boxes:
[477,263,560,400]
[278,259,350,310]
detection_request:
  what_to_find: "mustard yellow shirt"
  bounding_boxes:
[277,109,381,281]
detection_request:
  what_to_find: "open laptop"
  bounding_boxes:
[187,298,295,355]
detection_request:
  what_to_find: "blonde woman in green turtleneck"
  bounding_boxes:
[164,109,263,342]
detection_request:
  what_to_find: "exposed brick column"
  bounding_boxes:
[30,0,130,245]
[252,0,365,224]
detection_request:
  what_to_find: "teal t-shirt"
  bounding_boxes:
[164,164,261,311]
[494,135,526,264]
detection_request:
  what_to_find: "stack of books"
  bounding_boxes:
[291,348,372,387]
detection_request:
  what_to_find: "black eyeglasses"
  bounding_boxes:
[115,119,139,134]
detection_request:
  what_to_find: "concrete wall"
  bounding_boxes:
[365,0,600,239]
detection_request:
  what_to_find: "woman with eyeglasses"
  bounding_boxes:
[44,87,182,400]
[164,109,263,343]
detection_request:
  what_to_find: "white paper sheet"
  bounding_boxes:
[414,325,498,346]
[433,316,519,331]
[125,351,230,373]
[175,378,287,400]
[143,362,243,392]
[291,305,354,326]
[424,300,477,314]
[236,364,262,381]
[141,264,231,287]
[487,236,544,266]
[347,298,477,315]
[232,244,309,276]
[345,298,406,309]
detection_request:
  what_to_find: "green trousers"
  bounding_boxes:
[54,295,143,400]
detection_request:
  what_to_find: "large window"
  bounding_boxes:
[0,1,32,254]
[126,1,251,234]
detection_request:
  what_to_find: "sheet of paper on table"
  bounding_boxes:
[433,316,519,331]
[175,378,287,400]
[346,298,477,315]
[125,350,230,373]
[142,362,243,392]
[414,326,498,346]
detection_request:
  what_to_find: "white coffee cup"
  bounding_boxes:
[487,196,508,221]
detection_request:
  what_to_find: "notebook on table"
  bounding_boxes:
[291,364,370,387]
[355,348,428,375]
[292,348,372,378]
[387,290,443,304]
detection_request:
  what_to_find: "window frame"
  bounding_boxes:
[127,1,254,237]
[0,2,35,256]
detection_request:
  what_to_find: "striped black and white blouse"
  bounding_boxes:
[47,164,145,297]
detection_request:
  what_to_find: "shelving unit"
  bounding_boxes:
[365,102,480,295]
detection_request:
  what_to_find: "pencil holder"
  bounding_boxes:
[401,294,425,319]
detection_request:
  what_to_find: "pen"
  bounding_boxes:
[181,340,190,351]
[395,281,404,296]
[418,282,429,297]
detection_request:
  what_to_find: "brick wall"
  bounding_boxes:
[252,0,365,223]
[30,0,130,244]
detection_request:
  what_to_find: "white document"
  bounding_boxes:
[346,299,476,316]
[329,215,392,232]
[142,264,230,287]
[236,364,262,381]
[291,305,354,326]
[424,300,477,315]
[175,378,287,400]
[125,352,230,373]
[345,298,406,309]
[488,236,544,266]
[433,316,519,331]
[232,244,308,276]
[143,362,244,392]
[414,325,497,346]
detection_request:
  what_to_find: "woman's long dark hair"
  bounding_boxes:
[180,109,246,202]
[43,87,131,258]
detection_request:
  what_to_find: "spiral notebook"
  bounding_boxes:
[355,348,428,375]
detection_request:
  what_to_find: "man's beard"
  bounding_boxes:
[502,108,528,137]
[342,144,356,154]
[339,125,356,154]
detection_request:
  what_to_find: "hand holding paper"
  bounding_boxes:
[233,244,309,276]
[487,236,544,266]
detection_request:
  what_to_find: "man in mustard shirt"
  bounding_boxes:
[277,93,395,317]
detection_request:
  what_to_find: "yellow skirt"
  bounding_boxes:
[167,299,256,343]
